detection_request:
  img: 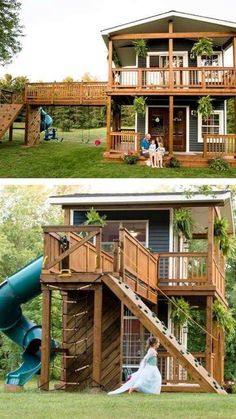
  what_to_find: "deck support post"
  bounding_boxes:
[25,105,41,146]
[9,124,13,142]
[108,38,113,89]
[169,95,174,154]
[106,96,112,151]
[92,285,103,388]
[40,286,52,391]
[207,207,214,284]
[205,296,213,375]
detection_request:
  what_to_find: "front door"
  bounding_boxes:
[148,107,186,152]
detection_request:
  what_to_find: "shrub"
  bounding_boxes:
[60,119,72,132]
[208,157,230,172]
[166,156,181,168]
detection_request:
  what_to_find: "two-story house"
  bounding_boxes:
[38,190,233,394]
[101,11,236,165]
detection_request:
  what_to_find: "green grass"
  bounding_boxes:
[1,127,236,178]
[0,381,235,419]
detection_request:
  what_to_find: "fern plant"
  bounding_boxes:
[213,300,236,338]
[170,297,191,327]
[173,208,193,240]
[132,39,149,57]
[197,96,214,121]
[133,96,146,115]
[190,38,214,59]
[84,207,107,226]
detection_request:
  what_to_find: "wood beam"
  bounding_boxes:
[169,21,174,90]
[92,286,103,387]
[207,207,214,284]
[205,296,213,375]
[169,96,174,154]
[40,287,52,391]
[111,32,236,41]
[108,38,113,89]
[106,95,112,151]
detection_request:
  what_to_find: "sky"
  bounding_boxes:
[0,0,236,82]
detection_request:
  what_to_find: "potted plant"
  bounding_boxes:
[213,300,236,338]
[132,39,149,57]
[133,96,146,115]
[173,208,193,240]
[84,207,106,226]
[123,150,139,165]
[197,96,214,121]
[170,297,191,327]
[214,216,236,258]
[190,38,214,59]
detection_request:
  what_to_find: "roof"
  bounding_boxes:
[101,10,236,35]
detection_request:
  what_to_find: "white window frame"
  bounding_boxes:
[197,51,223,67]
[197,110,224,143]
[146,51,188,68]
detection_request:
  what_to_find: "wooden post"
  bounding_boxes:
[169,95,174,154]
[218,327,225,385]
[168,20,174,90]
[205,296,213,375]
[96,228,102,273]
[106,96,112,151]
[113,239,120,274]
[9,124,13,142]
[207,207,214,284]
[233,38,236,134]
[108,38,113,89]
[40,287,52,391]
[119,228,125,279]
[64,209,70,225]
[92,286,103,388]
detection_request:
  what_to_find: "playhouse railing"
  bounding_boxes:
[110,131,141,152]
[117,227,158,303]
[42,225,113,275]
[203,134,236,157]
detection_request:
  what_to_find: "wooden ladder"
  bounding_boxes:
[102,274,226,395]
[0,104,24,140]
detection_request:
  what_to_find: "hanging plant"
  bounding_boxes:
[84,207,107,226]
[173,208,193,240]
[132,39,149,57]
[197,96,214,121]
[133,96,146,115]
[190,38,214,59]
[213,300,236,338]
[170,297,191,327]
[112,50,122,67]
[213,216,236,257]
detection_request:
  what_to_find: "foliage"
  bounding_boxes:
[213,301,236,338]
[173,208,193,240]
[123,151,139,165]
[133,96,146,115]
[197,96,214,121]
[170,297,191,326]
[165,156,181,168]
[214,217,236,258]
[59,118,72,132]
[112,50,122,67]
[227,98,235,134]
[208,157,230,172]
[132,39,149,57]
[0,73,29,91]
[190,38,214,59]
[0,1,24,65]
[187,309,206,353]
[84,207,106,226]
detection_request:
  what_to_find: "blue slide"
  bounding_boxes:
[40,109,53,132]
[0,257,55,387]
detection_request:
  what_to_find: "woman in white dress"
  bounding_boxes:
[108,337,162,395]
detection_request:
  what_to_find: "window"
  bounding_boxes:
[198,111,224,143]
[102,220,148,252]
[198,53,222,67]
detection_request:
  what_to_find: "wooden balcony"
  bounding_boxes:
[203,134,236,158]
[25,82,107,106]
[110,67,236,95]
[156,252,225,300]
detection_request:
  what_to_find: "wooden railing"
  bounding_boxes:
[25,82,107,105]
[212,249,225,297]
[156,252,208,286]
[158,351,206,384]
[42,225,113,275]
[203,134,236,157]
[110,131,141,152]
[118,228,158,302]
[111,67,236,91]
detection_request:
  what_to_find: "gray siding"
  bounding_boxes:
[73,210,170,252]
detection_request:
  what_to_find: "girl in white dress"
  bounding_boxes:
[108,337,162,395]
[149,139,158,168]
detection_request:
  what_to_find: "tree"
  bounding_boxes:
[0,1,24,66]
[0,73,29,91]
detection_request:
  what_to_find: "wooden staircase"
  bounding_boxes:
[102,274,226,394]
[0,104,24,140]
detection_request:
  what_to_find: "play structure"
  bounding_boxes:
[0,190,232,394]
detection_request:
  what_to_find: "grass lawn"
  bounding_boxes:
[0,381,235,419]
[0,127,236,178]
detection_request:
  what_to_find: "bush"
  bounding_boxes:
[166,156,181,168]
[208,157,230,172]
[60,119,72,132]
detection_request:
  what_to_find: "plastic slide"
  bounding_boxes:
[0,256,53,386]
[40,108,53,132]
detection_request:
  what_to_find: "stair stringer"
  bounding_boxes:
[102,274,226,395]
[0,104,24,139]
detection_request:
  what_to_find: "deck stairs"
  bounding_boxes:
[0,104,24,140]
[102,274,226,394]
